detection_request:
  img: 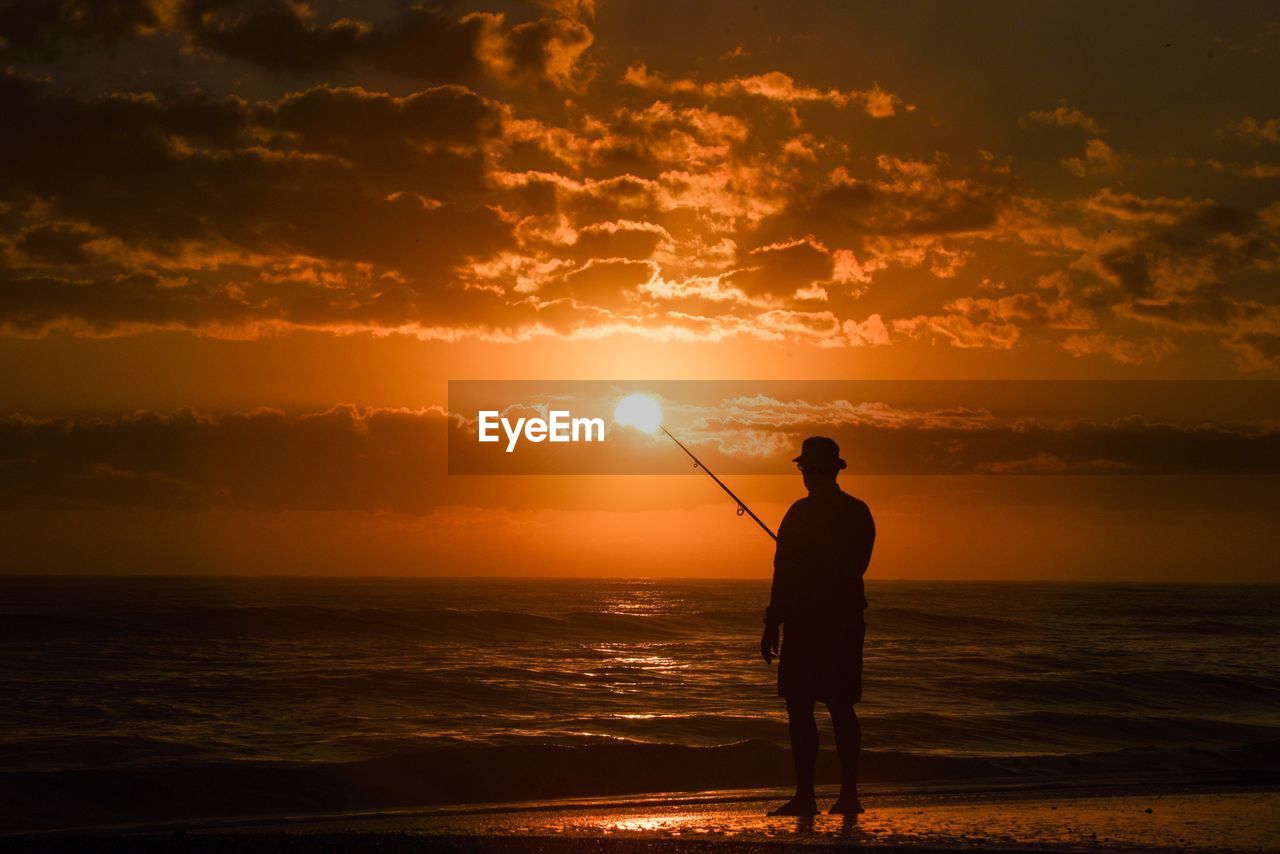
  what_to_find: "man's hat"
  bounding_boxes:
[792,436,846,470]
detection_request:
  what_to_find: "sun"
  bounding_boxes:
[613,393,663,434]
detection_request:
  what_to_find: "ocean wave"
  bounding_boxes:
[0,606,728,643]
[870,668,1280,709]
[3,736,1277,832]
[866,607,1034,636]
[4,579,1279,833]
[860,710,1280,752]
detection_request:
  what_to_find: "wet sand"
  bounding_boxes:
[6,784,1278,852]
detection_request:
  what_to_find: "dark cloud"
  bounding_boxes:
[178,1,485,80]
[0,73,516,329]
[496,15,593,88]
[1072,186,1280,368]
[0,406,455,512]
[15,224,94,265]
[854,418,1280,475]
[682,405,1280,476]
[0,0,161,59]
[255,84,504,195]
[0,1,594,89]
[620,63,902,117]
[727,237,833,298]
[569,221,666,261]
[1061,332,1177,366]
[1230,332,1280,370]
[0,73,506,231]
[754,158,1013,250]
[3,403,1276,512]
[1099,248,1152,297]
[553,258,654,306]
[580,102,749,175]
[0,270,220,335]
[266,84,503,149]
[1093,199,1266,294]
[1123,291,1244,328]
[0,4,1277,361]
[0,256,551,337]
[557,175,662,225]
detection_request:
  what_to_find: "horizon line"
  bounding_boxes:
[1,574,1276,585]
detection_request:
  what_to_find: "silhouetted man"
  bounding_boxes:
[761,436,874,817]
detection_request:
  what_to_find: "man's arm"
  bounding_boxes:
[859,502,875,576]
[850,501,875,612]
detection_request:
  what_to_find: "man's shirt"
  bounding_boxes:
[766,487,875,629]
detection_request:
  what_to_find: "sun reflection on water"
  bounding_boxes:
[598,585,682,617]
[600,813,707,834]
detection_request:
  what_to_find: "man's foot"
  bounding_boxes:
[768,795,819,816]
[828,794,864,815]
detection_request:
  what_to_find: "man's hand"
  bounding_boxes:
[760,623,779,664]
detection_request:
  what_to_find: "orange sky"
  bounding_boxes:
[1,1,1277,580]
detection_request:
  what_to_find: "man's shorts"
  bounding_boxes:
[777,620,865,704]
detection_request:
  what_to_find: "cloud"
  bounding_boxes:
[0,1,595,89]
[5,398,1276,510]
[1080,188,1203,225]
[0,74,513,252]
[1063,139,1121,176]
[843,314,890,346]
[1115,294,1280,370]
[754,156,1014,252]
[544,257,656,306]
[725,236,835,299]
[15,224,96,265]
[1099,248,1153,297]
[486,15,594,89]
[881,286,1106,356]
[1206,159,1280,179]
[0,73,529,335]
[892,313,1022,349]
[570,220,669,261]
[530,101,751,174]
[0,0,165,58]
[1223,116,1280,145]
[1047,186,1280,369]
[1023,101,1104,134]
[621,63,902,117]
[678,397,1280,475]
[1061,332,1177,365]
[0,262,545,339]
[0,406,451,512]
[1228,332,1280,371]
[265,83,506,150]
[0,12,1277,366]
[947,292,1095,329]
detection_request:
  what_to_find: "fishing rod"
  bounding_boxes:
[660,426,777,542]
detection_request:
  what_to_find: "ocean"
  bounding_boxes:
[1,577,1278,831]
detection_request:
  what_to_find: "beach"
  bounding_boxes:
[6,783,1278,852]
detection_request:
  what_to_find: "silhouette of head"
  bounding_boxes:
[792,436,846,492]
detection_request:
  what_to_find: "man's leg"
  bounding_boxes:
[769,694,819,815]
[826,702,863,814]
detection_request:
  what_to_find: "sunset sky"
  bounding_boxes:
[2,0,1277,580]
